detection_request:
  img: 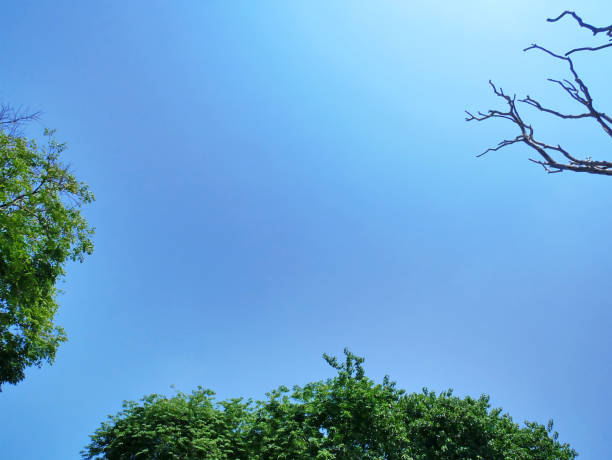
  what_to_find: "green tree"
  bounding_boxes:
[0,108,94,389]
[83,349,577,459]
[83,388,252,460]
[399,389,575,460]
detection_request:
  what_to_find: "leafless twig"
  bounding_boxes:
[0,104,40,137]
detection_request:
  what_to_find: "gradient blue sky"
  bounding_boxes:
[2,1,612,458]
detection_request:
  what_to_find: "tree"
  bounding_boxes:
[82,388,252,459]
[466,11,612,175]
[0,104,94,389]
[83,349,577,459]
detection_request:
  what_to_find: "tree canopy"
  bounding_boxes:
[0,106,94,389]
[83,349,577,459]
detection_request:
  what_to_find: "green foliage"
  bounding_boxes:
[83,349,577,459]
[398,389,575,460]
[83,388,252,460]
[0,128,94,388]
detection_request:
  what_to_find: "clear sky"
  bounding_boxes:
[2,1,611,458]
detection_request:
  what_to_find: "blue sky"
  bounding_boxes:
[2,1,612,458]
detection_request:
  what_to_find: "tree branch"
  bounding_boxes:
[466,82,612,176]
[522,44,612,138]
[565,42,612,56]
[546,11,612,56]
[467,13,611,176]
[0,104,40,137]
[547,11,612,37]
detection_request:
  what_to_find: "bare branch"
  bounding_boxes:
[521,96,591,120]
[467,82,612,176]
[0,104,40,136]
[546,11,612,56]
[467,12,611,176]
[547,11,612,37]
[524,45,612,138]
[565,42,612,56]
